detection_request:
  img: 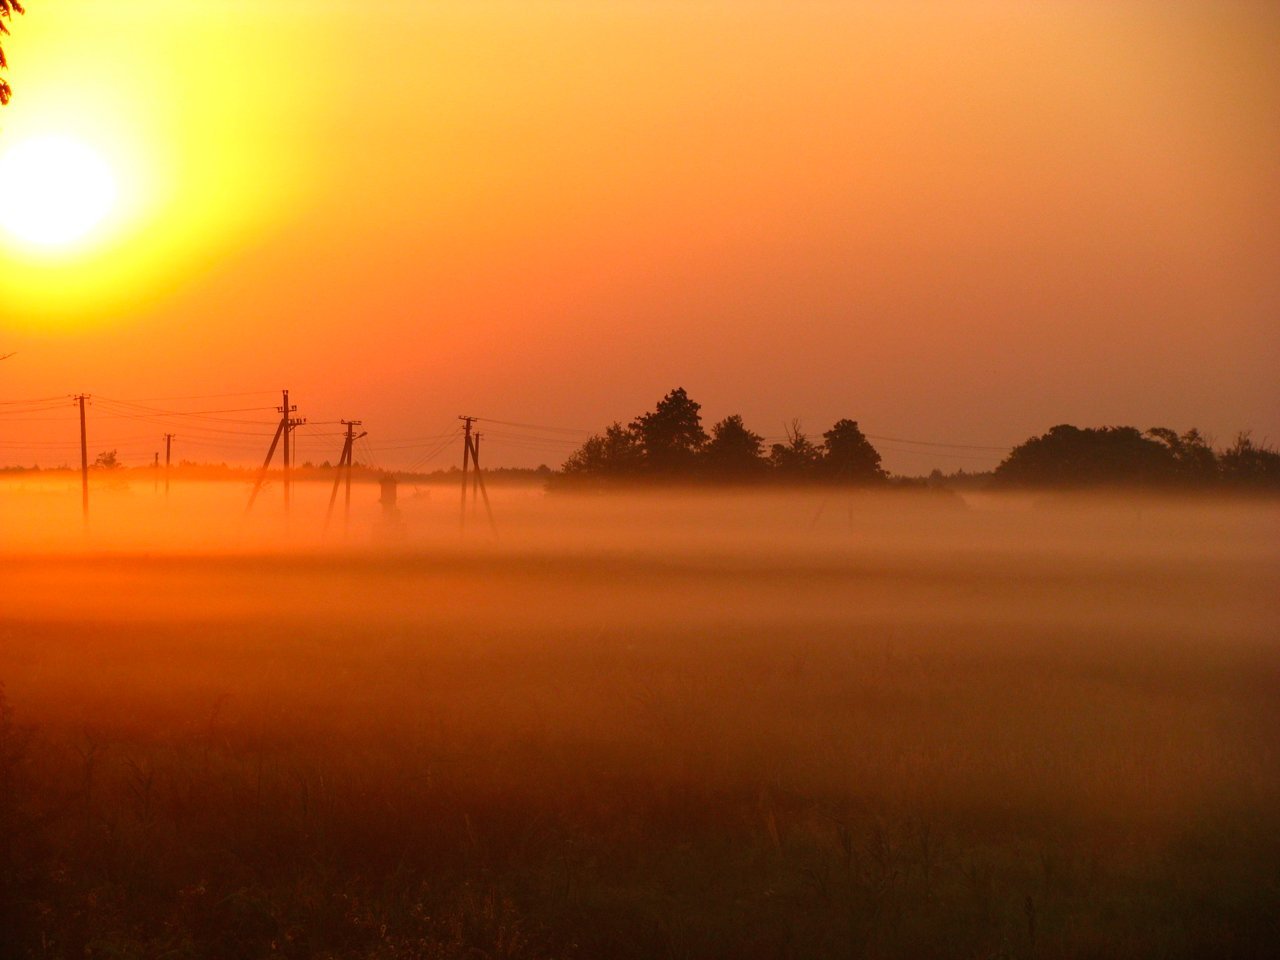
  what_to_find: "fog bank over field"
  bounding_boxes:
[0,476,1276,956]
[1,473,1277,560]
[1,475,1275,635]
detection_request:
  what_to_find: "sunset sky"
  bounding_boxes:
[1,0,1277,473]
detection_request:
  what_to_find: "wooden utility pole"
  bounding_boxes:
[459,415,475,532]
[163,433,174,497]
[153,451,159,493]
[343,420,364,531]
[465,429,497,538]
[75,394,89,526]
[279,390,298,513]
[324,419,365,535]
[247,393,305,516]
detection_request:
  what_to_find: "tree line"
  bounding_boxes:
[557,388,1280,490]
[991,424,1279,490]
[557,388,883,486]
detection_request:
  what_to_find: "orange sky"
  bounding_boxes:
[1,0,1277,473]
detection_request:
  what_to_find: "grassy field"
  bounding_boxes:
[0,485,1277,958]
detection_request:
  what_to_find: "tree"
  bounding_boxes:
[1146,427,1218,486]
[820,419,885,483]
[768,420,822,478]
[630,387,708,474]
[560,422,643,481]
[702,415,766,480]
[93,449,121,470]
[0,1,24,107]
[993,424,1177,487]
[1219,432,1280,489]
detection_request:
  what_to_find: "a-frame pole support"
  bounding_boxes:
[246,419,286,514]
[467,431,498,538]
[324,420,365,535]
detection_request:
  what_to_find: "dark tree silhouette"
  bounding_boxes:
[1146,427,1218,485]
[0,1,24,107]
[994,424,1177,487]
[702,414,766,480]
[1219,433,1280,489]
[561,422,643,481]
[768,421,822,477]
[631,387,708,474]
[820,419,885,483]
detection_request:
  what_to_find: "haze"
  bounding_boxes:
[2,1,1279,954]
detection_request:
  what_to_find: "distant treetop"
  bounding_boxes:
[630,387,708,474]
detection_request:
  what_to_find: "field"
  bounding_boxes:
[1,479,1277,958]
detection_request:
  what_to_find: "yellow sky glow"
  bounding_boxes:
[0,1,329,322]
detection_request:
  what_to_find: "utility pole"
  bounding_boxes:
[459,415,474,532]
[464,427,498,538]
[471,433,482,512]
[163,433,174,497]
[279,390,296,513]
[324,419,365,535]
[343,420,364,532]
[248,391,305,516]
[75,394,89,527]
[153,451,159,493]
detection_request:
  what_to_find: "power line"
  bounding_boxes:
[874,443,1001,464]
[93,397,279,426]
[472,416,592,437]
[398,431,461,473]
[0,395,68,405]
[99,389,280,402]
[864,432,1008,452]
[95,399,279,415]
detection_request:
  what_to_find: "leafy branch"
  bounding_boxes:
[0,0,26,106]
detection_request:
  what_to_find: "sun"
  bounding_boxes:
[0,134,119,249]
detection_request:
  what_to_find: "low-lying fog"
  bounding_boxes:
[1,473,1276,954]
[1,475,1275,637]
[0,479,1270,630]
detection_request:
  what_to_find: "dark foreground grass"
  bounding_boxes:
[0,542,1277,959]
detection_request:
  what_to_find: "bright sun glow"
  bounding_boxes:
[0,135,119,249]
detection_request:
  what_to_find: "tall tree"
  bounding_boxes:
[631,387,708,474]
[768,420,823,478]
[0,1,24,107]
[820,419,885,483]
[703,414,766,480]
